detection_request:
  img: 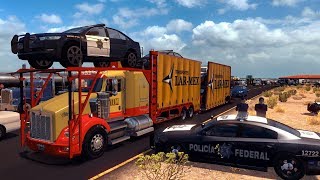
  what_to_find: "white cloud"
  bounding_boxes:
[166,19,193,33]
[131,25,186,54]
[36,13,62,24]
[301,7,320,19]
[187,18,320,77]
[113,7,168,29]
[0,16,27,71]
[75,2,104,15]
[272,0,303,7]
[175,0,206,8]
[218,0,257,14]
[147,0,167,8]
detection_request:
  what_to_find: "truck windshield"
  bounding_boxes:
[73,78,103,92]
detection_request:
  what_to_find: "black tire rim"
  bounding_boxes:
[277,157,303,179]
[127,53,137,67]
[67,46,82,66]
[34,60,52,68]
[90,134,104,153]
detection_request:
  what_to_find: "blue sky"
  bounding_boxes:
[0,0,320,77]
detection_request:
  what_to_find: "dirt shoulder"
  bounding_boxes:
[101,86,320,180]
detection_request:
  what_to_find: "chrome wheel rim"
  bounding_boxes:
[90,134,104,152]
[189,108,194,117]
[280,159,300,177]
[67,46,82,66]
[181,110,187,120]
[35,60,51,67]
[127,53,137,67]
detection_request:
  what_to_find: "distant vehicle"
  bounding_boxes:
[277,79,287,86]
[0,111,20,140]
[0,78,55,112]
[253,78,262,86]
[152,115,320,180]
[231,85,248,98]
[11,24,141,69]
[140,50,183,69]
[307,102,320,114]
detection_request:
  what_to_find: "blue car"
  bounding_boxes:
[231,85,248,98]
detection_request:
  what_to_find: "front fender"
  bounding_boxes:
[81,114,111,133]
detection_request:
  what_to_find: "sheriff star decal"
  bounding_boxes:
[163,64,174,92]
[96,39,103,49]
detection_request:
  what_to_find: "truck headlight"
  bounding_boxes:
[39,36,61,41]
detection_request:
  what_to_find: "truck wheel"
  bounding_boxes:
[274,154,305,180]
[180,108,187,121]
[64,45,83,67]
[82,126,107,159]
[93,61,110,67]
[0,126,6,140]
[28,60,53,69]
[188,107,194,118]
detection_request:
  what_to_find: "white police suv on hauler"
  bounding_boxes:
[151,115,320,180]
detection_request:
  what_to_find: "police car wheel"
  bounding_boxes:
[28,59,53,69]
[0,126,5,140]
[82,126,107,159]
[180,108,187,120]
[188,107,194,118]
[64,45,83,67]
[274,154,305,180]
[93,61,110,67]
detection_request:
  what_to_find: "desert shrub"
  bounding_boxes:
[275,87,285,92]
[273,91,281,95]
[300,93,307,98]
[316,98,320,102]
[313,88,320,93]
[136,152,189,180]
[279,93,288,102]
[262,91,273,97]
[306,115,320,125]
[275,106,285,113]
[296,84,302,89]
[316,92,320,97]
[267,96,278,109]
[292,96,303,100]
[305,86,311,91]
[288,89,297,96]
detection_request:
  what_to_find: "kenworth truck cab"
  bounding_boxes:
[26,70,152,158]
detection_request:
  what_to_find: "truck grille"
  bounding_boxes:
[1,89,11,104]
[30,111,52,141]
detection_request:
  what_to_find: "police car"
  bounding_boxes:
[151,115,320,180]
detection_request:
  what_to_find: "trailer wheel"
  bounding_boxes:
[82,126,107,159]
[0,125,6,140]
[188,107,194,118]
[180,108,187,121]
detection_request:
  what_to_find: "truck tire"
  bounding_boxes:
[274,154,305,180]
[180,108,187,121]
[0,125,6,140]
[82,126,107,159]
[188,107,194,118]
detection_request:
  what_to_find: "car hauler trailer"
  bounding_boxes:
[17,51,231,159]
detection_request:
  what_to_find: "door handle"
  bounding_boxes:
[266,144,275,148]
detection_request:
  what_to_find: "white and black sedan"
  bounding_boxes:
[11,24,141,69]
[151,115,320,180]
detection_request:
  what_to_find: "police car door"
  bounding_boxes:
[199,122,240,165]
[86,27,110,57]
[234,123,278,168]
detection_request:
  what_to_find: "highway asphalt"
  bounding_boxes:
[0,85,274,180]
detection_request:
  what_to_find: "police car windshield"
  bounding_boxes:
[267,119,300,136]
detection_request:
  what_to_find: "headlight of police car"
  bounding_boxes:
[39,36,61,41]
